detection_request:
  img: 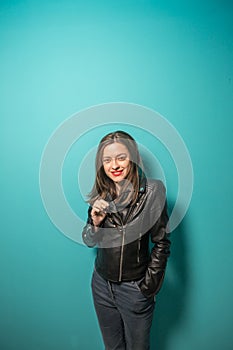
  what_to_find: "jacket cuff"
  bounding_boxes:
[82,223,99,247]
[139,270,165,298]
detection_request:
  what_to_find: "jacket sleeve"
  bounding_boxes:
[82,205,101,248]
[139,182,171,298]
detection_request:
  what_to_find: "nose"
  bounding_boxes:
[111,158,120,169]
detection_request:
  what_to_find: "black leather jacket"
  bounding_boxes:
[82,177,171,298]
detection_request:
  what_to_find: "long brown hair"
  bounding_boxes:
[88,130,145,206]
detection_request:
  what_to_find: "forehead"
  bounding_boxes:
[103,142,129,157]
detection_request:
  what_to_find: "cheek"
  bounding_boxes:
[124,161,131,173]
[103,164,109,174]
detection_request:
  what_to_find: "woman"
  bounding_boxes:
[82,130,170,350]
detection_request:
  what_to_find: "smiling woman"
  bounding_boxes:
[82,130,171,350]
[103,147,128,168]
[102,143,130,188]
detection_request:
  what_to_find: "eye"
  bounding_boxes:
[103,158,111,164]
[117,155,127,161]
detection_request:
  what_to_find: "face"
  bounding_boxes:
[102,142,131,183]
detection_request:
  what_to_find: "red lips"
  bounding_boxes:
[111,169,124,176]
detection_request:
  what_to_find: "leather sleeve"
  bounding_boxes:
[139,182,171,298]
[82,205,101,248]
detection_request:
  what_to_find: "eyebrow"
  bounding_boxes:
[102,153,128,159]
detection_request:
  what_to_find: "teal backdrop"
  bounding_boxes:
[1,1,233,349]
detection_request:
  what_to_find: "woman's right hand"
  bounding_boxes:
[91,199,109,227]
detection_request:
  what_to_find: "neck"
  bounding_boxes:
[115,182,121,196]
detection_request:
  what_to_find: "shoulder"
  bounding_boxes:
[146,179,166,194]
[145,179,167,210]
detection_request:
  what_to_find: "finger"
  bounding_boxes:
[92,211,100,218]
[91,208,106,217]
[93,206,105,214]
[98,199,109,206]
[97,200,109,211]
[93,200,103,211]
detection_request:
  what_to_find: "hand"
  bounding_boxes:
[91,199,109,227]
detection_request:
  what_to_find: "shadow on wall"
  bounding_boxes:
[150,201,190,350]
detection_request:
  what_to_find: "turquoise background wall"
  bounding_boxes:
[1,1,233,349]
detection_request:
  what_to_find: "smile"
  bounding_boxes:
[111,170,124,177]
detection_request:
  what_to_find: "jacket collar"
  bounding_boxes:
[138,173,147,194]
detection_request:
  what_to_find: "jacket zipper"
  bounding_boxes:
[137,232,141,263]
[118,225,125,282]
[118,202,139,281]
[115,194,144,282]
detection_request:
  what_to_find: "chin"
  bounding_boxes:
[111,177,124,183]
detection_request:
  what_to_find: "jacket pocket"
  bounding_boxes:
[133,276,145,292]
